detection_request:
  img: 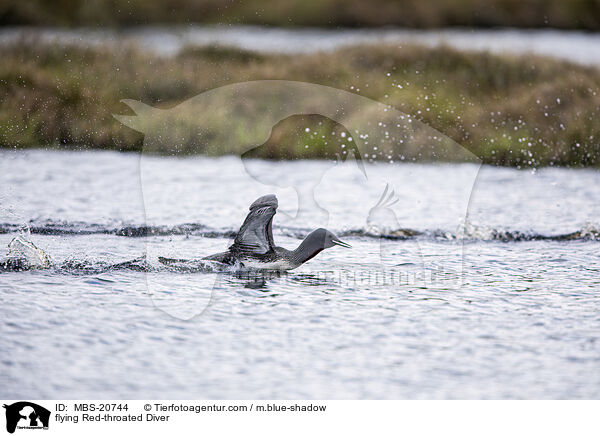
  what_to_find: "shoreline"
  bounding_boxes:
[2,42,599,168]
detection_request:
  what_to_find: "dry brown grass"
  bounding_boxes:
[2,0,600,29]
[1,41,599,166]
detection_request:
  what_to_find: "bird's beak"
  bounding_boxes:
[332,238,352,248]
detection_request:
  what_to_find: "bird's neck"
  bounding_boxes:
[293,236,323,265]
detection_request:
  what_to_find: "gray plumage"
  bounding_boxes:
[203,194,350,270]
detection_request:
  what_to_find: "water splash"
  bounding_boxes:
[1,227,51,271]
[1,219,599,245]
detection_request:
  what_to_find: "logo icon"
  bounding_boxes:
[3,402,50,434]
[115,80,481,320]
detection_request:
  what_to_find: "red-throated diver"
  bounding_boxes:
[202,194,351,270]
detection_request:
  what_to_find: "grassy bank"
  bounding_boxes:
[2,0,600,30]
[1,41,599,167]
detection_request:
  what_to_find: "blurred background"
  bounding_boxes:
[1,0,599,166]
[2,0,600,29]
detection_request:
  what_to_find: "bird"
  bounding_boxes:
[200,194,351,270]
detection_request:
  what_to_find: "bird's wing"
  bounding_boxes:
[230,194,278,255]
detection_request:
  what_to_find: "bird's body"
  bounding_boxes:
[200,194,350,270]
[203,250,294,270]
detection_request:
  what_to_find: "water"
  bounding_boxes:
[1,149,599,399]
[2,25,600,66]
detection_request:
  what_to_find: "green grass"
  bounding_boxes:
[1,41,599,167]
[2,0,600,30]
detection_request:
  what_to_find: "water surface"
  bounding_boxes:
[1,150,599,399]
[2,25,600,66]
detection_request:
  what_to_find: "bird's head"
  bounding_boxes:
[308,228,351,250]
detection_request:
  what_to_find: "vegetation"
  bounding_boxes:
[1,0,600,30]
[1,41,599,167]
